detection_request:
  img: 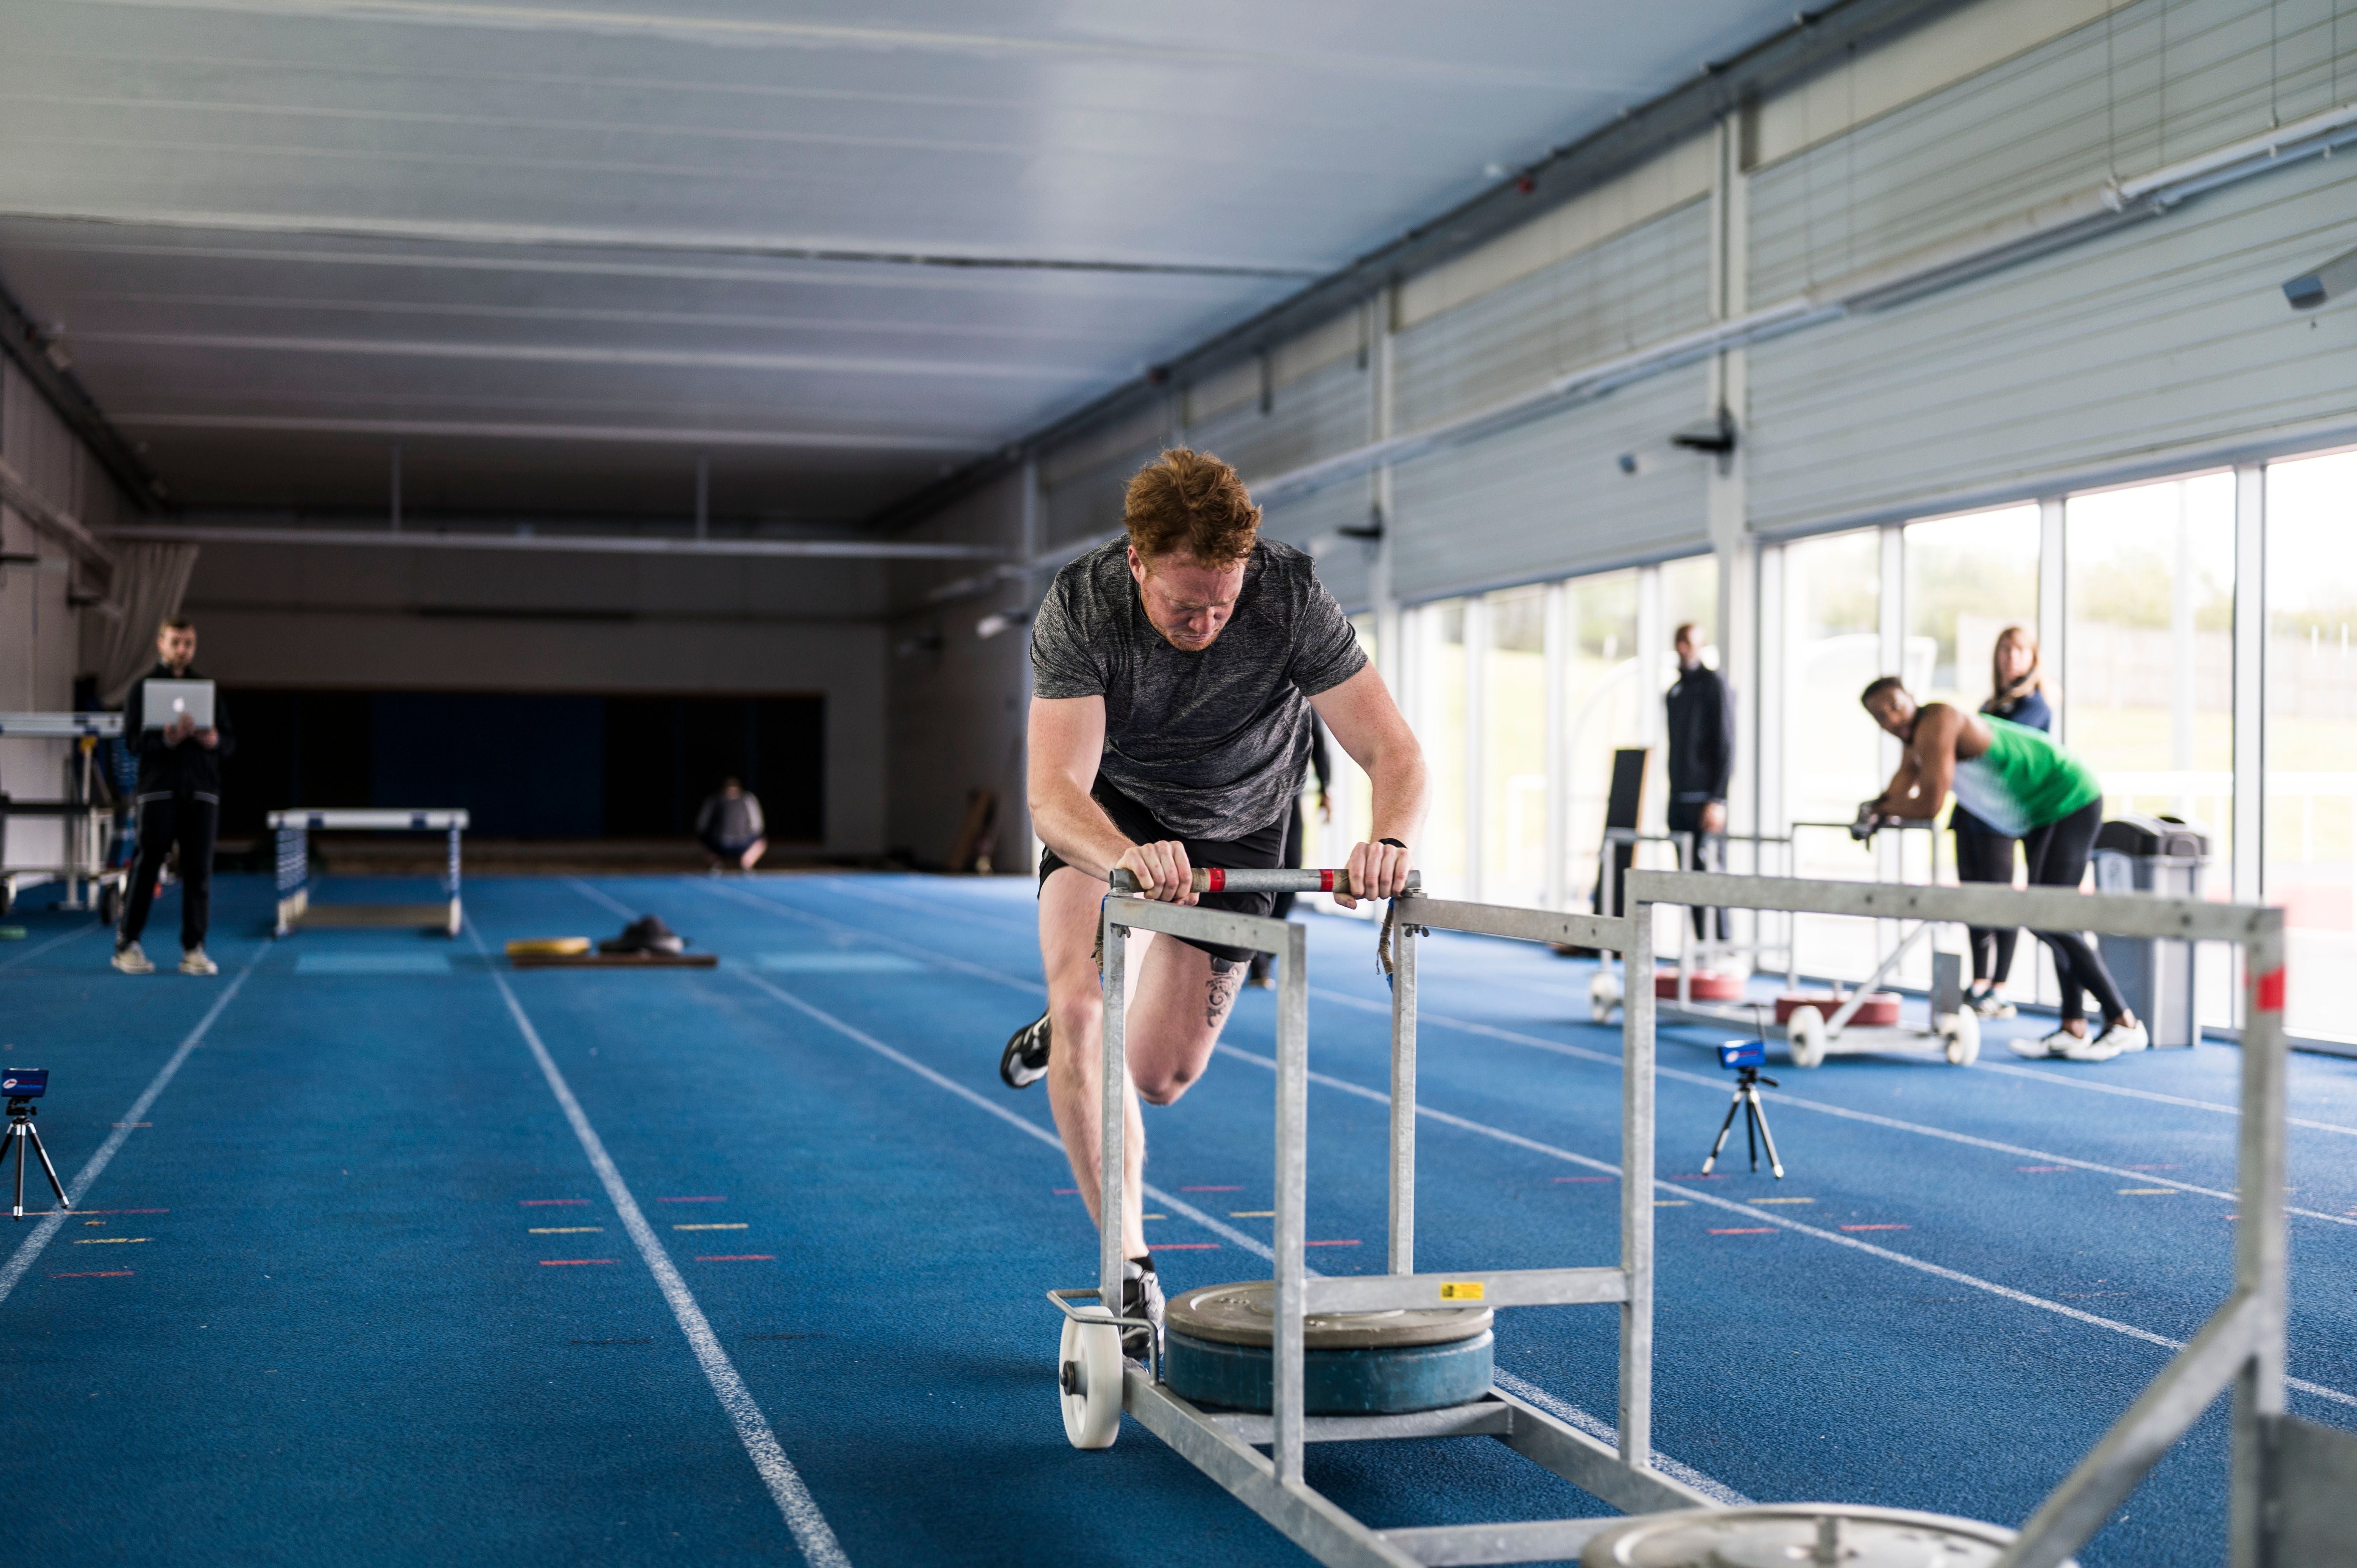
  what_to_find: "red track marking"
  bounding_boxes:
[539,1259,617,1266]
[1709,1228,1774,1235]
[1842,1224,1911,1232]
[65,1209,168,1215]
[1181,1185,1242,1192]
[1304,1240,1362,1248]
[659,1196,726,1203]
[521,1199,591,1206]
[1156,1243,1221,1250]
[51,1270,134,1278]
[2017,1166,2069,1173]
[1552,1176,1612,1183]
[696,1255,776,1262]
[2124,1164,2182,1171]
[1054,1188,1080,1194]
[1669,1174,1727,1180]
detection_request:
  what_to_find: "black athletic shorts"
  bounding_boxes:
[1038,779,1287,966]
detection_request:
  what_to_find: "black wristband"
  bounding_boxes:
[1378,837,1407,850]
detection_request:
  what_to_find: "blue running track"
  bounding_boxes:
[2,871,2352,1566]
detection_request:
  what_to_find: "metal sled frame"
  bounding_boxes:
[1626,868,2325,1568]
[1050,872,1712,1568]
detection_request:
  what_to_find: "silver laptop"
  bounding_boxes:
[141,678,215,731]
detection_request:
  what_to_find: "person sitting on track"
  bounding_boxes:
[694,777,768,873]
[1001,447,1426,1358]
[1858,676,2146,1063]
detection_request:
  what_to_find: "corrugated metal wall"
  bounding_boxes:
[1260,479,1377,611]
[1184,353,1372,490]
[1,360,87,517]
[1391,363,1714,601]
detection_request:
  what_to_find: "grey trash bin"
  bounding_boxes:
[2092,813,2211,1048]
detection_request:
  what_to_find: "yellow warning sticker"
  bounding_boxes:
[1438,1281,1484,1301]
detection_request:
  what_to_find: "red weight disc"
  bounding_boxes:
[1776,992,1902,1028]
[1654,970,1745,1002]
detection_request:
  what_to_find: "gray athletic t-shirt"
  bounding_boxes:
[1030,538,1367,839]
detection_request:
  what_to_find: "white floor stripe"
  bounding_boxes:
[472,926,848,1568]
[0,945,262,1309]
[1309,987,2357,1230]
[1213,1042,2357,1413]
[565,875,639,920]
[730,962,1741,1495]
[1973,1059,2357,1139]
[0,918,104,970]
[695,879,1045,996]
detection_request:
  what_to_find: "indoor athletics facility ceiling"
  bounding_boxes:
[0,0,1802,524]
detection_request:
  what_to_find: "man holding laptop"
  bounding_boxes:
[114,616,234,976]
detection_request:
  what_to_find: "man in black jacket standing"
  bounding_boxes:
[1664,622,1733,942]
[114,616,233,976]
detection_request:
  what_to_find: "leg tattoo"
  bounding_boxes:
[1205,957,1244,1028]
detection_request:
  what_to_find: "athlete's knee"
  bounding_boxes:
[1134,1062,1198,1106]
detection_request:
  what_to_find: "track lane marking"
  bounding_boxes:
[1212,1042,2357,1413]
[0,945,261,1310]
[729,962,1747,1499]
[1974,1059,2357,1138]
[1307,987,2357,1229]
[0,918,104,970]
[469,925,848,1568]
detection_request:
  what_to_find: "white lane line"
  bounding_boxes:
[470,926,848,1568]
[0,945,262,1308]
[1973,1059,2357,1139]
[730,969,1260,1254]
[695,878,1045,996]
[731,953,1745,1495]
[1214,1042,2357,1413]
[566,876,639,920]
[1309,986,2357,1230]
[0,919,104,970]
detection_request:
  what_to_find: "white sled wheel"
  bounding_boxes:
[1590,971,1622,1024]
[1938,1010,1981,1067]
[1787,1005,1827,1069]
[1059,1310,1124,1450]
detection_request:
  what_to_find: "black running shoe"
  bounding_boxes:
[1120,1255,1164,1363]
[1000,1010,1051,1089]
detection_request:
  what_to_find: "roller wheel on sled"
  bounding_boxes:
[1589,971,1622,1024]
[1786,1005,1828,1069]
[1937,1009,1981,1066]
[1058,1310,1124,1450]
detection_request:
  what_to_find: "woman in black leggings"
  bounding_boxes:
[1952,626,2050,1019]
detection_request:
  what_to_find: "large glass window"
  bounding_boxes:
[1561,571,1641,910]
[1482,586,1548,907]
[1316,615,1382,877]
[1415,600,1470,898]
[1905,505,2041,712]
[2064,474,2236,846]
[1782,529,1885,975]
[2264,449,2357,1043]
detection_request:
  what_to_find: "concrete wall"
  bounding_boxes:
[0,504,80,870]
[180,540,892,856]
[882,469,1034,871]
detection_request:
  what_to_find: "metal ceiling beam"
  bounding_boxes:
[867,0,1977,535]
[102,521,1006,559]
[0,273,164,506]
[109,413,988,452]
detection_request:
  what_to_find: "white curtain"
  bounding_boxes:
[81,541,199,706]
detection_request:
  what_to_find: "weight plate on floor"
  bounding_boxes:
[1166,1280,1492,1349]
[1581,1504,2035,1568]
[1165,1327,1493,1415]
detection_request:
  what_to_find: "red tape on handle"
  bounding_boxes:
[1319,870,1335,892]
[2256,966,2286,1013]
[1202,867,1226,893]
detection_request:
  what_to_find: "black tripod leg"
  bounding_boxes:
[1701,1092,1745,1174]
[23,1125,67,1209]
[10,1125,24,1220]
[1748,1088,1786,1180]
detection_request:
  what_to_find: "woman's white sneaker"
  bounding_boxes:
[112,941,155,975]
[2092,1018,2148,1055]
[2009,1027,2075,1059]
[179,946,219,976]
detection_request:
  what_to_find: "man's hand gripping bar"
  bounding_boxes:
[1107,867,1421,896]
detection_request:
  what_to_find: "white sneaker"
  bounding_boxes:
[2060,1030,2124,1063]
[2093,1018,2149,1055]
[179,946,219,976]
[2009,1027,2074,1059]
[113,941,155,975]
[1970,991,2016,1020]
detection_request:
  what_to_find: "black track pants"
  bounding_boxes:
[119,791,218,952]
[1952,816,2022,984]
[2021,799,2129,1027]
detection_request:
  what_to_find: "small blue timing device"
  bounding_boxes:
[1717,1039,1765,1070]
[0,1067,48,1099]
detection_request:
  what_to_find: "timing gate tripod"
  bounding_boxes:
[1702,1065,1785,1180]
[2,1096,70,1219]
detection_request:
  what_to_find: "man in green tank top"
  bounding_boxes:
[1857,677,2147,1063]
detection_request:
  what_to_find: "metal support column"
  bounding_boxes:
[1274,918,1311,1486]
[2229,923,2289,1568]
[1619,896,1656,1468]
[1097,904,1128,1322]
[1387,909,1418,1274]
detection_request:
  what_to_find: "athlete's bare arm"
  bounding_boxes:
[1027,692,1200,904]
[1872,703,1965,821]
[1307,665,1426,908]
